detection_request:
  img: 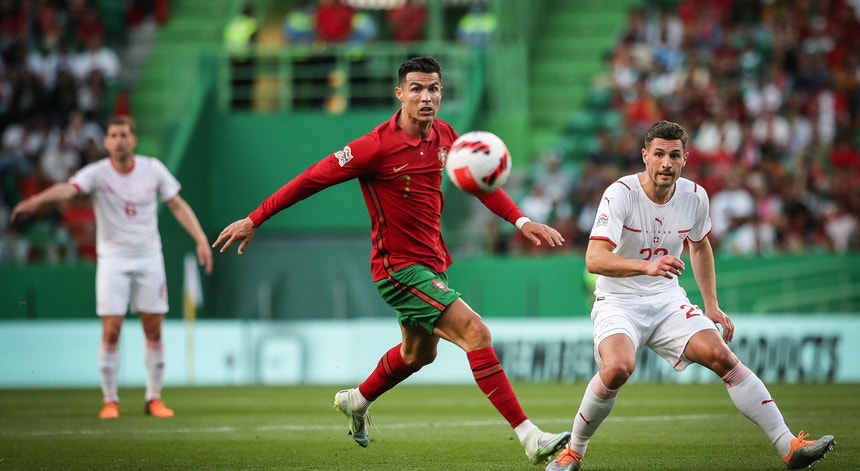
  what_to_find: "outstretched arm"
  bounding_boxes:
[166,195,213,274]
[10,183,79,222]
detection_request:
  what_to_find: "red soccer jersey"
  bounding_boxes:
[248,111,524,281]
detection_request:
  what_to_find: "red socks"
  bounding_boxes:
[358,343,419,401]
[357,344,527,429]
[468,346,527,428]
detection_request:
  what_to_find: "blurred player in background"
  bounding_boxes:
[213,56,570,464]
[11,115,213,419]
[547,120,835,471]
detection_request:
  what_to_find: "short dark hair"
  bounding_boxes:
[108,115,137,134]
[398,56,442,85]
[644,120,688,151]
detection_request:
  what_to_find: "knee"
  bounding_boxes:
[701,346,738,374]
[462,319,492,350]
[101,328,121,344]
[600,358,635,387]
[402,349,436,369]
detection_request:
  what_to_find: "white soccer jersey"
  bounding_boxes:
[589,173,711,296]
[70,156,180,257]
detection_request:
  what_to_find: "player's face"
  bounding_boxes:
[104,123,137,160]
[395,72,442,124]
[642,137,686,189]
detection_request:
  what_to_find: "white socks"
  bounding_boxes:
[145,340,165,402]
[514,419,537,443]
[99,342,120,403]
[722,362,794,456]
[570,374,618,456]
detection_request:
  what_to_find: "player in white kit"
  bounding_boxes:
[11,115,213,419]
[547,121,835,471]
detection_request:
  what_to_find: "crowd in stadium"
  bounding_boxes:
[0,0,162,263]
[1,0,859,264]
[505,0,860,257]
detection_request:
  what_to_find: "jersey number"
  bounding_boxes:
[681,303,702,318]
[125,201,137,218]
[639,247,668,259]
[399,175,411,197]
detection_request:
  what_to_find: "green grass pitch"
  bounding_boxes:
[1,383,857,470]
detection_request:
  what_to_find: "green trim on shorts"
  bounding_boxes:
[375,265,462,334]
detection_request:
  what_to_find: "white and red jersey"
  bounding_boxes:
[589,173,711,296]
[70,155,180,257]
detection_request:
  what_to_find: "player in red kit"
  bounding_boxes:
[213,56,570,464]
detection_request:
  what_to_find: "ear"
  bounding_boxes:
[395,86,403,102]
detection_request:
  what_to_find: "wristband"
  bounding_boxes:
[515,217,531,230]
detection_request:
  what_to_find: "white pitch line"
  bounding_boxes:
[4,414,727,438]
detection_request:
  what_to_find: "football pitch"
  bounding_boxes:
[1,383,857,470]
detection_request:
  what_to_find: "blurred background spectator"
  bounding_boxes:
[386,0,427,43]
[223,3,259,110]
[456,2,496,48]
[496,0,860,256]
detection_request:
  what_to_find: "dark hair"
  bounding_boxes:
[398,56,442,85]
[108,115,137,134]
[643,120,688,151]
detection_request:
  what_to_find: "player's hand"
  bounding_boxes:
[705,307,734,343]
[520,221,565,247]
[213,217,257,255]
[646,255,685,279]
[197,241,214,274]
[10,198,38,222]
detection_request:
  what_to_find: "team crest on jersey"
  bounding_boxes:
[431,279,449,293]
[437,146,448,166]
[595,212,609,228]
[335,146,354,167]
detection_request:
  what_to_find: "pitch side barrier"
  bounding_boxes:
[0,315,857,388]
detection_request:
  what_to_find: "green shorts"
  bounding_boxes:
[375,265,462,334]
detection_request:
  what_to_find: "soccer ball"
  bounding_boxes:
[445,131,512,194]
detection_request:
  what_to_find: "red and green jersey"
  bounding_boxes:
[249,111,525,281]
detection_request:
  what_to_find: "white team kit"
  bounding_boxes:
[70,156,181,315]
[588,173,718,370]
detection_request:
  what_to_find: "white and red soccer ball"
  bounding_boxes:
[445,131,512,194]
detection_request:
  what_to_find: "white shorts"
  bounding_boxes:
[590,288,718,371]
[96,252,168,316]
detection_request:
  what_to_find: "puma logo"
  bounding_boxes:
[655,217,663,225]
[393,163,409,172]
[578,412,593,426]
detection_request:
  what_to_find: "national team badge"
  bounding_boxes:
[335,146,354,167]
[437,146,448,166]
[432,279,449,293]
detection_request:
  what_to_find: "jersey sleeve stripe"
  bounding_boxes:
[589,235,617,248]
